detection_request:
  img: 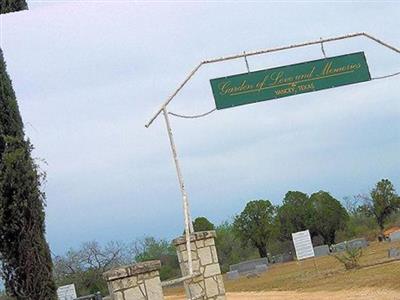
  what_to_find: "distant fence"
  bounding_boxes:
[74,292,102,300]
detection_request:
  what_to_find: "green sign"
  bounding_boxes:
[210,52,371,110]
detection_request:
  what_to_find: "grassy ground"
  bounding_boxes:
[164,240,400,296]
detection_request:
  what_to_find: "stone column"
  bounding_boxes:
[103,260,164,300]
[173,231,226,300]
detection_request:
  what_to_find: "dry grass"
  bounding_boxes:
[164,240,400,297]
[165,290,400,300]
[224,240,400,292]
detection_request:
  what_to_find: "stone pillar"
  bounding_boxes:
[103,260,164,300]
[173,231,226,300]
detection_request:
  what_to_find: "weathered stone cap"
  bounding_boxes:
[103,260,161,281]
[172,230,216,246]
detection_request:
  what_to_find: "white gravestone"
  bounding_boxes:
[57,284,77,300]
[292,230,315,260]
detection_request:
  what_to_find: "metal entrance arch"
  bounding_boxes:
[144,32,400,283]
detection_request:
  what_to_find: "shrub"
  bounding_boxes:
[333,243,363,270]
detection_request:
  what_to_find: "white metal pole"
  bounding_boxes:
[162,108,193,275]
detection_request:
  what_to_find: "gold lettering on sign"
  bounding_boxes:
[255,75,269,92]
[295,66,315,81]
[274,82,315,96]
[219,80,255,96]
[216,59,363,97]
[321,62,361,76]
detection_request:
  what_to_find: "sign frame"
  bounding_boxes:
[210,52,371,110]
[57,284,77,300]
[292,229,315,261]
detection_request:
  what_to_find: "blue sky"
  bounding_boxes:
[1,1,399,255]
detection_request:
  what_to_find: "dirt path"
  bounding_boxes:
[165,289,400,300]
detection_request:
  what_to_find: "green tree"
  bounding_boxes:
[277,191,314,240]
[310,191,349,245]
[192,217,215,232]
[0,50,24,159]
[0,0,28,14]
[0,138,57,299]
[132,237,180,281]
[369,179,400,231]
[233,200,276,258]
[0,50,57,299]
[336,196,378,241]
[215,221,258,272]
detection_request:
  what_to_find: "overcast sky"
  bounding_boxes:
[1,1,399,255]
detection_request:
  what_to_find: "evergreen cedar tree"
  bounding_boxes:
[193,217,215,232]
[0,49,57,299]
[309,191,349,245]
[235,193,349,259]
[278,191,349,245]
[277,191,313,240]
[233,200,275,258]
[0,0,28,14]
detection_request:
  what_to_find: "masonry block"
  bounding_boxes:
[173,231,226,300]
[103,260,164,300]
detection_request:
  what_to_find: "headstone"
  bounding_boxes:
[270,254,283,264]
[331,238,368,253]
[226,270,240,280]
[389,231,400,242]
[292,230,314,260]
[57,284,77,300]
[229,258,268,274]
[313,245,330,257]
[270,253,293,264]
[348,238,368,249]
[255,264,268,274]
[388,248,400,258]
[282,253,294,262]
[331,242,346,253]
